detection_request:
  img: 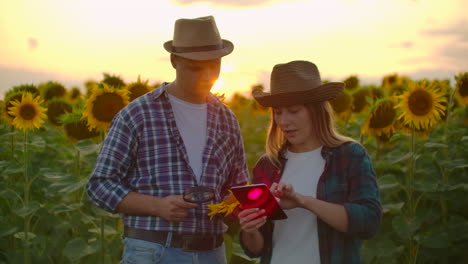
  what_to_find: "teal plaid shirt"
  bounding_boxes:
[241,142,382,264]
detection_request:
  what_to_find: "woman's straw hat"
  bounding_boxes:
[253,60,344,107]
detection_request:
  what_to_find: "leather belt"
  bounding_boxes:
[123,226,223,251]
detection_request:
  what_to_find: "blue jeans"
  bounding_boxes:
[122,237,227,264]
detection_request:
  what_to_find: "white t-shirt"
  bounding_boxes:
[270,146,325,264]
[168,93,207,183]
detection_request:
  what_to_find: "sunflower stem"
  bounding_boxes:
[439,89,455,224]
[406,124,418,264]
[23,130,31,264]
[100,216,106,263]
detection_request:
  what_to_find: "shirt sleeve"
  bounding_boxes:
[343,143,382,239]
[86,114,136,213]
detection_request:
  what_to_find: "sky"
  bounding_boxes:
[1,0,467,100]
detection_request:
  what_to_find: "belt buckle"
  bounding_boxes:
[181,234,197,251]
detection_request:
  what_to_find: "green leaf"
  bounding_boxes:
[14,201,40,217]
[14,232,37,242]
[75,140,101,156]
[423,142,448,148]
[378,174,401,191]
[49,203,83,214]
[29,135,46,150]
[382,202,404,214]
[0,189,21,201]
[392,215,422,240]
[224,233,233,264]
[57,178,87,193]
[418,226,451,248]
[0,226,19,238]
[87,225,118,236]
[62,238,98,262]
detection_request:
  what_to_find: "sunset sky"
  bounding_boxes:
[1,0,467,99]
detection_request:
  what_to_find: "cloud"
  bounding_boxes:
[171,0,273,7]
[422,20,468,70]
[424,20,468,42]
[28,38,38,50]
[0,65,82,99]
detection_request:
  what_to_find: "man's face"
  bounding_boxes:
[173,56,221,96]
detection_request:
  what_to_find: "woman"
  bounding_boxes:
[238,61,381,264]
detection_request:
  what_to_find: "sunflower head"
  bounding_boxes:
[455,72,468,106]
[3,92,25,125]
[207,194,240,220]
[125,76,152,102]
[61,109,99,142]
[7,93,47,131]
[68,87,82,102]
[39,81,67,101]
[362,98,397,137]
[330,89,352,115]
[370,86,385,100]
[6,84,40,99]
[46,98,73,126]
[394,80,447,131]
[101,73,126,89]
[84,80,98,98]
[344,75,359,90]
[381,74,399,89]
[82,83,130,131]
[351,87,371,113]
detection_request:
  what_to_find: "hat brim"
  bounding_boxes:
[164,39,234,61]
[253,82,345,107]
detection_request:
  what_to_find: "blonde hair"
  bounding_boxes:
[265,101,357,167]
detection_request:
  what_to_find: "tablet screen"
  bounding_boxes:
[230,184,287,220]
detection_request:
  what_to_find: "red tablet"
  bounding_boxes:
[230,184,287,220]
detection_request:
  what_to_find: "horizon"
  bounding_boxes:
[1,0,467,100]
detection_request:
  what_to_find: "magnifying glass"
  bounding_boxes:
[183,186,215,204]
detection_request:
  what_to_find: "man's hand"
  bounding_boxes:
[270,182,304,209]
[157,195,198,222]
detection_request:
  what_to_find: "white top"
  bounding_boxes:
[270,146,325,264]
[168,93,207,183]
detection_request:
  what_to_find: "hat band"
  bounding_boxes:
[172,44,224,53]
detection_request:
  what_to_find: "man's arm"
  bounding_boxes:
[116,192,198,222]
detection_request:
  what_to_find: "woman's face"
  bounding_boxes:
[273,104,319,152]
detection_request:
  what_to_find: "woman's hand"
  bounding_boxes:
[238,208,267,233]
[270,182,304,209]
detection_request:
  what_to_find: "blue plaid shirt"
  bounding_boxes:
[241,142,382,264]
[86,83,249,235]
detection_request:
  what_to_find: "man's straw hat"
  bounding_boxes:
[164,16,233,61]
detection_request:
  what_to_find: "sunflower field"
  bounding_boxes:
[0,73,467,263]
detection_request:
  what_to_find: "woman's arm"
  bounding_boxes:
[238,208,267,255]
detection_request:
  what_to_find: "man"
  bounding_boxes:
[86,16,249,263]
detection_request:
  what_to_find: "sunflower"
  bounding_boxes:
[82,83,129,131]
[61,109,99,142]
[101,73,126,89]
[455,72,468,106]
[7,93,47,131]
[351,88,370,113]
[362,98,397,137]
[46,98,73,126]
[3,92,25,125]
[394,80,446,130]
[207,194,240,220]
[40,81,66,101]
[125,76,152,101]
[69,87,82,102]
[344,75,360,90]
[330,89,352,118]
[6,84,40,98]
